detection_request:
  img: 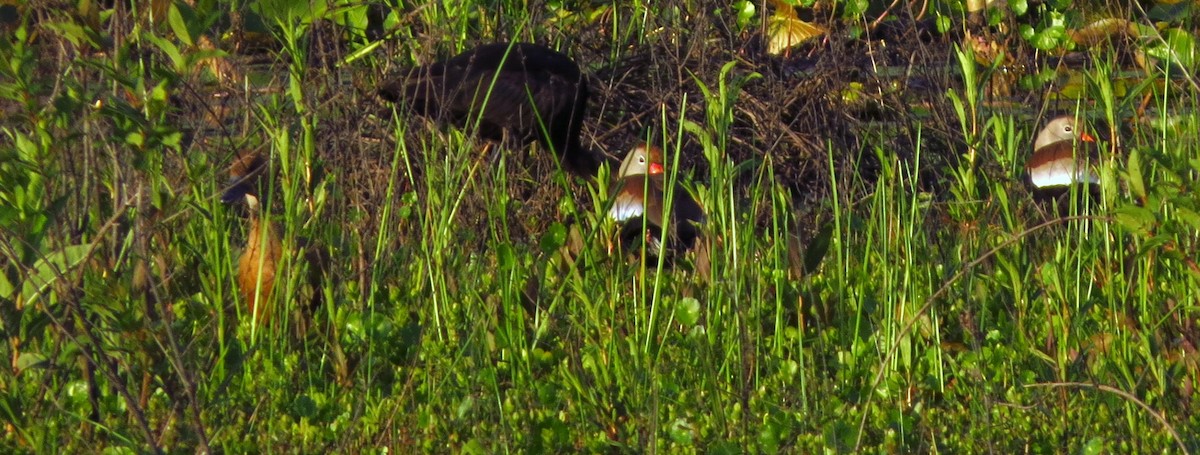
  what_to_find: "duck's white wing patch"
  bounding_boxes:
[609,195,645,222]
[1029,160,1100,188]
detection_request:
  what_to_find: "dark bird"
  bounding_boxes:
[608,144,705,256]
[1025,115,1102,205]
[378,42,600,176]
[222,154,324,325]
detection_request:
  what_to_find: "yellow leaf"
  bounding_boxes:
[767,13,825,55]
[1069,18,1139,46]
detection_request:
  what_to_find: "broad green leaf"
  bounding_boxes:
[1175,207,1200,231]
[496,243,515,271]
[936,13,952,34]
[674,297,700,326]
[42,21,102,49]
[15,352,48,372]
[126,131,145,147]
[143,32,185,73]
[734,1,756,30]
[331,0,369,29]
[1009,0,1028,16]
[168,2,193,46]
[805,222,833,274]
[539,222,567,254]
[1114,205,1156,234]
[1127,148,1146,199]
[1030,25,1068,51]
[1080,437,1105,454]
[1144,28,1197,70]
[20,244,91,305]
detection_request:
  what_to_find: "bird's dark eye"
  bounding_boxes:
[638,156,645,164]
[1064,125,1072,132]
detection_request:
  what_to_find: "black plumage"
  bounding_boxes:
[379,42,599,176]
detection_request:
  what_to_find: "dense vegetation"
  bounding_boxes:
[1,0,1198,452]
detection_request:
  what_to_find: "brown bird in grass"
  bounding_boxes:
[223,154,281,323]
[223,154,324,325]
[1025,115,1102,204]
[378,42,601,176]
[608,144,705,256]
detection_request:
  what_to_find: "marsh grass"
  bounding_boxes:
[2,0,1199,452]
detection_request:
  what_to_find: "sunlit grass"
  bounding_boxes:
[1,0,1198,452]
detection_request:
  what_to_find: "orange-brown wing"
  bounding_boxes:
[610,176,664,228]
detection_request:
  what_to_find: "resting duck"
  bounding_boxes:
[608,144,705,256]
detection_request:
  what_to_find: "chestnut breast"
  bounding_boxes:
[1026,140,1100,188]
[1025,115,1099,190]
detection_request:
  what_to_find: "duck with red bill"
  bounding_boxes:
[608,144,705,257]
[1026,115,1100,190]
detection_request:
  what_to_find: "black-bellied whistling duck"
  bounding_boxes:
[1025,115,1102,205]
[378,42,601,176]
[223,154,324,325]
[608,144,705,256]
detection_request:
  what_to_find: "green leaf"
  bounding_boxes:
[1113,205,1156,234]
[1080,437,1106,454]
[1031,25,1067,51]
[734,1,756,30]
[496,243,516,271]
[15,352,47,372]
[291,395,317,418]
[168,2,193,46]
[1144,28,1197,71]
[13,131,37,160]
[461,439,487,455]
[330,0,370,32]
[1009,0,1028,16]
[20,244,91,306]
[126,131,144,147]
[143,32,185,73]
[986,6,1005,26]
[160,129,182,148]
[254,0,329,23]
[539,222,566,254]
[843,0,868,16]
[674,297,701,326]
[456,395,475,420]
[43,21,102,49]
[1019,24,1036,41]
[1126,148,1146,200]
[935,13,952,34]
[1175,207,1200,231]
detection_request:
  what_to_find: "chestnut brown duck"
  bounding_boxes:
[222,153,325,325]
[608,144,705,256]
[379,42,601,176]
